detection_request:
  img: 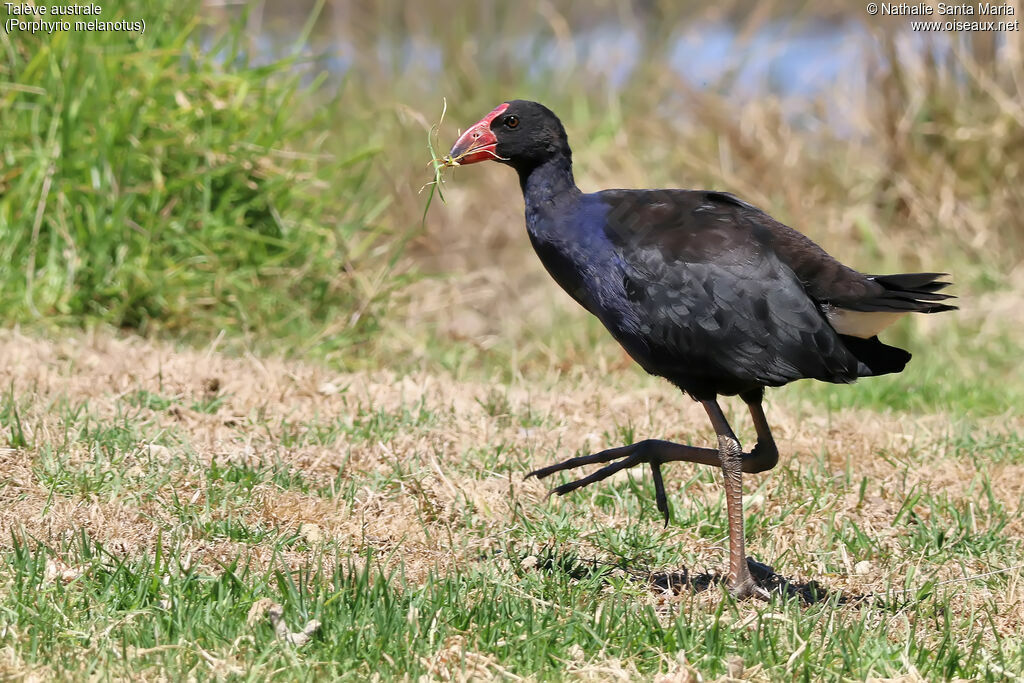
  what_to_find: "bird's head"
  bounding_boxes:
[446,100,569,172]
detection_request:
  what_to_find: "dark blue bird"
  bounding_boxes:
[447,100,955,598]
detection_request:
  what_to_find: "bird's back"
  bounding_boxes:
[527,188,952,399]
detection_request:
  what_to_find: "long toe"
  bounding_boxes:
[526,443,641,480]
[650,461,671,527]
[546,453,644,496]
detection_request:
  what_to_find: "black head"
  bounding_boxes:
[447,100,570,174]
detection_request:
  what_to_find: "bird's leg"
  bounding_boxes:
[526,401,779,525]
[702,399,768,600]
[526,439,721,525]
[741,388,778,474]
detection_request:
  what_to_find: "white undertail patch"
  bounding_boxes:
[826,309,907,338]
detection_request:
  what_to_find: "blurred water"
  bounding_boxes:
[209,2,879,97]
[206,0,991,122]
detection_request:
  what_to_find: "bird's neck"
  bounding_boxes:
[517,154,580,219]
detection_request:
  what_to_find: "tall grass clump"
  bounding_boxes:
[0,0,396,355]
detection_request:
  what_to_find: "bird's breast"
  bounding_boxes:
[526,230,598,313]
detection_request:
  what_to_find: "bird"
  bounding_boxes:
[444,100,955,599]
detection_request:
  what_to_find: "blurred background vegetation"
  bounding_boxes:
[1,0,1021,411]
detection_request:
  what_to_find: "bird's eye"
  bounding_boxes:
[505,115,520,129]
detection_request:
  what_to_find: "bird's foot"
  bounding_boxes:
[728,575,771,601]
[728,558,775,600]
[526,440,675,526]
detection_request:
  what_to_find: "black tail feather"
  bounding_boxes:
[847,272,958,313]
[871,272,952,290]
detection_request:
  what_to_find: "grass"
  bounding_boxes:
[1,0,1023,679]
[6,536,1016,680]
[1,332,1022,680]
[0,0,401,355]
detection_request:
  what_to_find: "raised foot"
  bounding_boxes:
[525,440,675,526]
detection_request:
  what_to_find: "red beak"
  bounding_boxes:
[447,103,510,165]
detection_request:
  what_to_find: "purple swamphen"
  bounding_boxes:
[446,100,955,599]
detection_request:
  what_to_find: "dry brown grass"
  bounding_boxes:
[2,328,1021,638]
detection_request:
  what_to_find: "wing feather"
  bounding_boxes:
[598,189,863,388]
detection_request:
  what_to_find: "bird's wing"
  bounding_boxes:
[703,192,956,314]
[597,189,863,386]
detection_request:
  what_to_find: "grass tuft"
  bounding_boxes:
[0,0,402,356]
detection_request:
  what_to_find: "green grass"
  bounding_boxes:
[3,512,1021,680]
[0,0,400,355]
[2,335,1022,680]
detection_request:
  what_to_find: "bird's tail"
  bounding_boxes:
[841,335,912,377]
[835,272,956,377]
[860,272,957,313]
